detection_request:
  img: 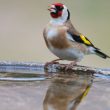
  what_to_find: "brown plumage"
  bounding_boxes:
[64,20,80,36]
[43,24,72,49]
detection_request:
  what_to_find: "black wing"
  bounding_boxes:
[67,31,95,47]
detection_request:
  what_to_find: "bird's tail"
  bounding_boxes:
[95,49,110,59]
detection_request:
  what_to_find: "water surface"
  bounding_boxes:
[0,68,109,110]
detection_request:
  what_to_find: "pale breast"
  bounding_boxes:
[49,46,84,61]
[46,25,72,49]
[47,28,58,39]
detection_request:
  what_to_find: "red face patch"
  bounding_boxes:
[49,3,64,18]
[50,11,62,18]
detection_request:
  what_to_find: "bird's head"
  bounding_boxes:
[48,3,70,23]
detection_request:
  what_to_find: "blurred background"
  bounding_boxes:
[0,0,110,67]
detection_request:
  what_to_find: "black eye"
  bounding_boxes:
[55,6,63,11]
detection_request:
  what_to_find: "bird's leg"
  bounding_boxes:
[51,58,62,63]
[65,61,77,70]
[45,58,62,68]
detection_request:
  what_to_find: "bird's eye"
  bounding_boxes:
[55,6,63,11]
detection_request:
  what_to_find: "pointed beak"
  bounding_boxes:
[48,8,57,13]
[48,5,57,13]
[48,5,51,11]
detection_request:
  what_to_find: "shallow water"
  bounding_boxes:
[0,68,110,110]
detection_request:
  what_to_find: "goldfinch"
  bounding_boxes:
[43,3,110,68]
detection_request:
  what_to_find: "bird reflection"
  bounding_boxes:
[43,71,93,110]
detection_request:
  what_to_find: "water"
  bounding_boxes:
[0,66,109,110]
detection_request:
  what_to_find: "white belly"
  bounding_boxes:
[49,47,84,61]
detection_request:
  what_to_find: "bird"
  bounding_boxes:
[43,3,110,69]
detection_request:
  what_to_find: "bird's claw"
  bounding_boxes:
[64,61,77,71]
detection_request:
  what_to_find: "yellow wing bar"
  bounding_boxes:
[80,34,92,45]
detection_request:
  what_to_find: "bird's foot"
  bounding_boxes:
[44,59,62,69]
[45,61,59,66]
[65,61,77,71]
